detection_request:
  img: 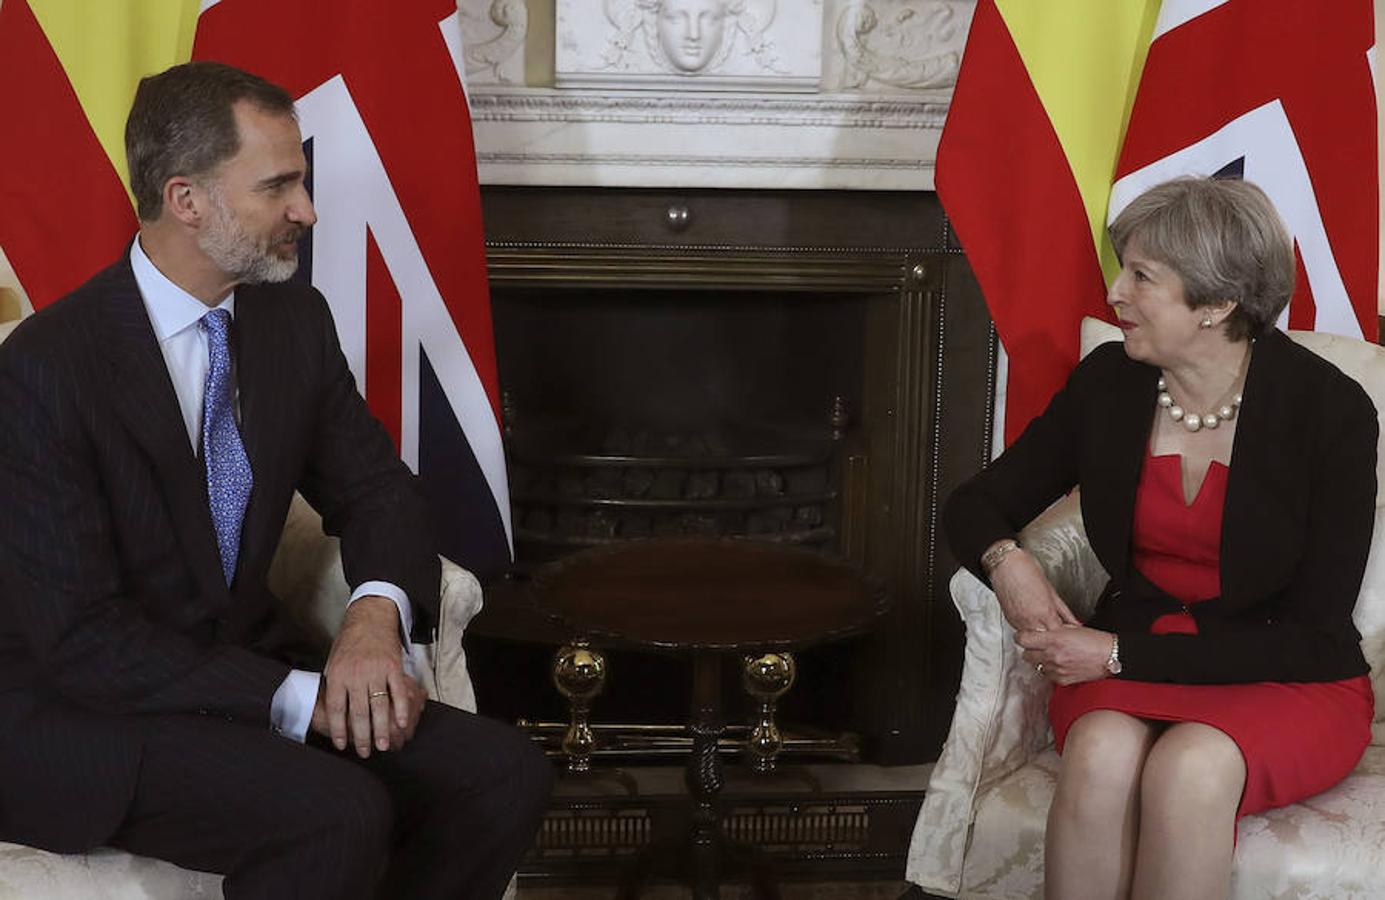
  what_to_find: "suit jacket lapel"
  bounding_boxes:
[231,286,292,578]
[95,257,230,605]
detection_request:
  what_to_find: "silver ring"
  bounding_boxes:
[1035,663,1045,676]
[368,690,389,699]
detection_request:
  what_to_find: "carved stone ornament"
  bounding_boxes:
[464,0,978,189]
[459,0,528,86]
[555,0,824,91]
[827,0,972,91]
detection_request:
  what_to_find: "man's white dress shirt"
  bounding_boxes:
[130,239,412,742]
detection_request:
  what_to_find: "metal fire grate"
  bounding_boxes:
[505,400,851,557]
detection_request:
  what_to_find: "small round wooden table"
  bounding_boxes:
[532,536,888,900]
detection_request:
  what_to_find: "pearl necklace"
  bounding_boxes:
[1157,376,1241,432]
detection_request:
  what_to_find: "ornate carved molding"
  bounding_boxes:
[480,151,934,171]
[555,0,822,91]
[460,0,528,85]
[468,89,948,129]
[831,1,972,91]
[465,1,975,189]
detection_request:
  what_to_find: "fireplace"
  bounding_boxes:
[501,286,862,559]
[466,185,995,767]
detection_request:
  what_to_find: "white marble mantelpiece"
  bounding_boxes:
[458,0,975,191]
[556,0,824,92]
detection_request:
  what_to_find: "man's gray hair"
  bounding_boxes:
[1109,176,1295,342]
[125,61,295,222]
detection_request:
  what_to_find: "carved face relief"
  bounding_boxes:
[656,0,730,72]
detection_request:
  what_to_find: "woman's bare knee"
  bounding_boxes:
[1045,712,1155,900]
[1141,722,1246,816]
[1061,711,1157,786]
[1055,711,1156,820]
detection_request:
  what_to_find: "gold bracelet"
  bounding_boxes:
[980,539,1020,575]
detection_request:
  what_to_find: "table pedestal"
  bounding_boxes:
[616,652,779,900]
[532,537,887,899]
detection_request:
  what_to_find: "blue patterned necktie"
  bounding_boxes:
[201,309,253,585]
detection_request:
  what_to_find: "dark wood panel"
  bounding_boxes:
[482,186,950,251]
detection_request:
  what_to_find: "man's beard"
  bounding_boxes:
[198,189,305,284]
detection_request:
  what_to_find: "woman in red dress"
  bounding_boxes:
[945,177,1376,900]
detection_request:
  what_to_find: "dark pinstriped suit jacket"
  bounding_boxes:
[0,253,440,852]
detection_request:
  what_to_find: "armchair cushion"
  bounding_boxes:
[906,491,1105,894]
[269,493,482,712]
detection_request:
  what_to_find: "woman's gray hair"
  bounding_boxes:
[1108,177,1295,342]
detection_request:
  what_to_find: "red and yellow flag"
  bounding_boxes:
[0,0,513,577]
[0,0,198,307]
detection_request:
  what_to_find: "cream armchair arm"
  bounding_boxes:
[906,491,1106,895]
[268,493,482,713]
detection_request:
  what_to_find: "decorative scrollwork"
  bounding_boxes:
[835,0,970,91]
[460,0,528,84]
[687,720,726,797]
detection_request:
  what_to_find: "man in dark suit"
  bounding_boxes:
[0,61,551,899]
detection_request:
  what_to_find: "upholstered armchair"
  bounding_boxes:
[0,321,493,898]
[906,318,1385,900]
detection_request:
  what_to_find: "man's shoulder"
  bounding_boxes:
[235,277,331,329]
[2,258,133,363]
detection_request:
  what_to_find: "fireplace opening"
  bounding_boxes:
[498,288,866,565]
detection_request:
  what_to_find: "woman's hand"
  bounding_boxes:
[1017,626,1114,685]
[989,547,1080,633]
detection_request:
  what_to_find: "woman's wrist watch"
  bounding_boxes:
[1106,634,1122,676]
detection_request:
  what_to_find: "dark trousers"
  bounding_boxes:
[107,701,553,900]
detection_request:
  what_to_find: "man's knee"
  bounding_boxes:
[413,707,553,831]
[275,755,394,879]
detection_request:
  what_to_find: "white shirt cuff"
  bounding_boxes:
[271,669,320,743]
[349,580,413,641]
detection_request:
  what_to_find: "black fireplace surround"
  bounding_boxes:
[464,186,995,773]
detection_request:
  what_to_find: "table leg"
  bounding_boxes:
[742,652,796,774]
[552,639,606,773]
[687,653,724,900]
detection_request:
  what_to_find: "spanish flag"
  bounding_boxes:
[0,0,197,308]
[943,0,1378,444]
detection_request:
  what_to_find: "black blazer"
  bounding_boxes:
[946,329,1377,685]
[0,254,440,850]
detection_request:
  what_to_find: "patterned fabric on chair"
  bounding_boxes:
[0,320,495,899]
[906,318,1385,900]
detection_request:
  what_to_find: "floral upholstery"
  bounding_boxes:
[0,319,498,898]
[907,318,1385,898]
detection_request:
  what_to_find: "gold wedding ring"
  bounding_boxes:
[368,690,389,699]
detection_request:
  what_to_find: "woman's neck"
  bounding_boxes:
[1161,339,1252,411]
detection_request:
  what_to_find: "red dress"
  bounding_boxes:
[1049,448,1374,818]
